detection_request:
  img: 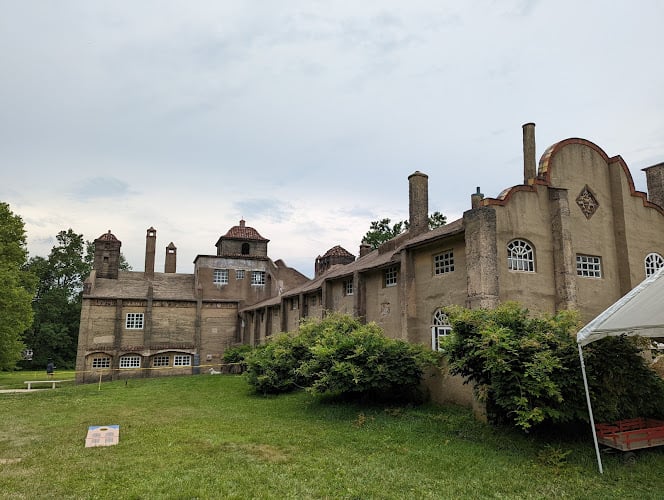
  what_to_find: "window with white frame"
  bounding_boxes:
[251,270,266,285]
[92,357,110,369]
[236,269,245,280]
[119,355,141,368]
[576,254,602,278]
[213,269,229,285]
[125,313,144,329]
[507,239,535,272]
[344,279,354,296]
[173,354,191,366]
[645,253,664,277]
[153,355,170,367]
[434,250,455,275]
[431,309,452,351]
[384,267,398,287]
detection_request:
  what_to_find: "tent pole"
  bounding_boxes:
[578,343,603,474]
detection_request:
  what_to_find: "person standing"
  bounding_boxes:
[46,359,54,379]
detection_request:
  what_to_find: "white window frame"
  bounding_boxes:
[119,355,141,369]
[251,270,266,286]
[384,267,398,287]
[344,280,354,296]
[576,254,602,278]
[92,357,110,369]
[173,354,191,366]
[153,355,170,367]
[507,239,535,272]
[125,313,144,330]
[431,309,452,351]
[213,269,229,285]
[236,269,245,280]
[434,250,455,275]
[645,253,664,278]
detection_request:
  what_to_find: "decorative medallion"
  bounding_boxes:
[576,185,599,219]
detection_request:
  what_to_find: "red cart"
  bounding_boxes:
[595,418,664,463]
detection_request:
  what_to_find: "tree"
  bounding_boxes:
[23,229,131,369]
[0,202,36,370]
[361,211,447,250]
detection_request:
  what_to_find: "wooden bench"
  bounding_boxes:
[23,380,71,390]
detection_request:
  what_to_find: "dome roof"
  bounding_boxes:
[222,219,268,241]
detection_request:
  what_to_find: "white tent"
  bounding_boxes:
[576,266,664,473]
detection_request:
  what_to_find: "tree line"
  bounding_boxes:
[0,202,129,371]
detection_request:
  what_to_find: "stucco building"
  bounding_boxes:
[76,123,664,407]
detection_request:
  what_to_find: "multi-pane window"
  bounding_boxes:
[344,280,354,296]
[577,254,602,278]
[119,355,141,368]
[434,250,455,275]
[125,313,144,329]
[431,309,452,351]
[384,267,398,287]
[645,253,664,277]
[213,269,229,285]
[251,271,266,285]
[153,355,170,367]
[92,357,110,369]
[174,354,191,366]
[236,269,245,280]
[507,239,535,272]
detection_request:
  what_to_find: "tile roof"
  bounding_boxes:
[222,219,268,241]
[97,230,119,242]
[85,271,198,301]
[321,245,355,259]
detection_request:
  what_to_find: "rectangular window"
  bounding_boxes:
[173,354,191,366]
[384,267,398,287]
[153,355,170,367]
[577,254,602,278]
[125,313,144,330]
[92,357,110,369]
[310,295,317,306]
[251,271,266,285]
[213,269,229,285]
[344,280,354,296]
[236,269,245,280]
[434,250,455,275]
[119,355,141,368]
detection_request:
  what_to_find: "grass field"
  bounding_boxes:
[1,371,663,499]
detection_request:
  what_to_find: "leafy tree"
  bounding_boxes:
[0,202,36,370]
[361,211,447,250]
[443,302,664,432]
[22,229,131,369]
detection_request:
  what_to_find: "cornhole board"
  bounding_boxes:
[85,425,120,448]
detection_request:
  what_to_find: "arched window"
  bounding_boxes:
[645,252,664,277]
[507,239,535,272]
[241,243,250,255]
[431,309,452,351]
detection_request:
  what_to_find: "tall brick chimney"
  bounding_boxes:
[523,122,536,183]
[93,230,121,279]
[408,171,429,236]
[643,162,664,209]
[145,227,156,280]
[165,242,177,273]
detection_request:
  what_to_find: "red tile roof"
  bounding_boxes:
[222,220,268,241]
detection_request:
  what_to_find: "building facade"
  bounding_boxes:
[77,124,664,410]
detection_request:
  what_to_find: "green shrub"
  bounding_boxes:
[222,344,253,367]
[443,302,664,432]
[245,313,440,402]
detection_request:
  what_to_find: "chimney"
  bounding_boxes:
[471,187,484,209]
[522,122,536,183]
[145,227,156,280]
[93,230,122,280]
[408,171,429,235]
[359,243,371,258]
[644,162,664,209]
[165,242,177,273]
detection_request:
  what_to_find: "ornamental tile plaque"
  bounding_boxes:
[576,185,599,219]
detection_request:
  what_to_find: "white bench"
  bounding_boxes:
[23,380,70,390]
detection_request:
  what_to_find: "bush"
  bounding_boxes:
[244,313,440,402]
[443,302,664,432]
[222,344,253,370]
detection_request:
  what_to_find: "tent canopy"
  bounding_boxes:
[577,267,664,346]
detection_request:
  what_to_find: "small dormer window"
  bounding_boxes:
[242,243,250,255]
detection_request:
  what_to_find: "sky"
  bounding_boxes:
[1,1,663,278]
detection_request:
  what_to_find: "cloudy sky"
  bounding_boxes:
[1,1,663,278]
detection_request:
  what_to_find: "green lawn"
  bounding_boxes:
[1,373,662,499]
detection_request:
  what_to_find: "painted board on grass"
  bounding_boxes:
[85,425,119,448]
